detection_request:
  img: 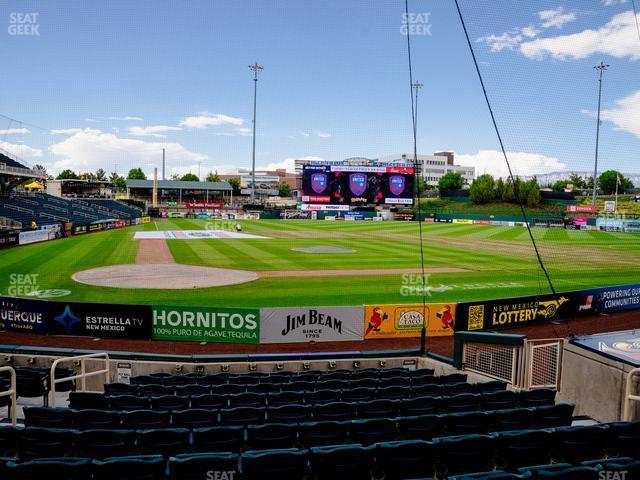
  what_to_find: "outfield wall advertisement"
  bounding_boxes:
[455,293,579,332]
[260,307,363,343]
[152,305,260,344]
[0,297,48,334]
[364,304,455,339]
[48,301,152,339]
[576,284,640,316]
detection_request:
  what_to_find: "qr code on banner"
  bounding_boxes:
[467,305,485,330]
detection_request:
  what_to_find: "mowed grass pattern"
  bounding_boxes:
[0,218,638,307]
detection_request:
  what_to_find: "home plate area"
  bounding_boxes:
[133,230,269,240]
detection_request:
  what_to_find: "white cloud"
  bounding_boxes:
[0,140,42,158]
[235,127,252,137]
[584,90,640,138]
[84,118,99,123]
[0,127,29,135]
[477,25,540,52]
[128,125,182,138]
[110,116,143,121]
[260,155,324,173]
[602,0,628,6]
[50,128,101,135]
[317,132,332,138]
[521,11,640,60]
[48,130,207,176]
[456,150,566,178]
[538,7,577,29]
[179,112,244,129]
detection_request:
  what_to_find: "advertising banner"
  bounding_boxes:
[0,296,48,334]
[19,229,52,245]
[576,284,640,316]
[260,306,363,343]
[364,303,455,339]
[394,212,416,221]
[48,301,152,339]
[185,202,222,209]
[140,216,151,224]
[152,305,259,344]
[0,231,19,248]
[456,293,578,332]
[452,219,473,224]
[566,205,597,213]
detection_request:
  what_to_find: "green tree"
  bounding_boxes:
[56,169,80,180]
[525,178,541,207]
[495,178,505,200]
[95,168,107,181]
[127,168,147,180]
[278,182,292,197]
[552,180,571,192]
[228,177,241,195]
[502,178,515,202]
[437,172,464,191]
[513,177,527,204]
[569,173,587,189]
[416,177,428,194]
[109,172,126,189]
[180,173,199,182]
[599,170,633,194]
[469,174,496,204]
[206,170,220,182]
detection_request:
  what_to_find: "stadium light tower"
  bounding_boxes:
[592,61,609,206]
[249,62,264,203]
[411,81,423,181]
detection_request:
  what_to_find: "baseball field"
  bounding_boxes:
[1,218,638,307]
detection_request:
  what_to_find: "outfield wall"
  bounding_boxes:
[2,283,639,344]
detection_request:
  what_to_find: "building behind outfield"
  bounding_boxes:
[295,152,475,186]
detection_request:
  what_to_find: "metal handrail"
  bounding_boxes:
[0,367,17,426]
[50,353,110,407]
[624,367,640,421]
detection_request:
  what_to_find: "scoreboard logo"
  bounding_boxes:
[389,175,406,196]
[310,173,328,194]
[349,173,367,196]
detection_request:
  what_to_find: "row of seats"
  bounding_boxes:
[101,379,508,401]
[0,422,638,480]
[23,403,573,438]
[83,199,143,218]
[65,390,558,424]
[129,367,450,385]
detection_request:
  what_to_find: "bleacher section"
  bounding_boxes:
[0,193,141,229]
[0,151,29,170]
[1,367,638,479]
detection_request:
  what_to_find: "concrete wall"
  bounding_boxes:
[558,341,639,422]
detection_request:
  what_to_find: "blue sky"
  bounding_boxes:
[0,0,638,179]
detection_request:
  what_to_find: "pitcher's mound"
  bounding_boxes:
[73,264,258,289]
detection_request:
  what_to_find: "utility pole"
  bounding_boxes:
[592,61,609,206]
[162,148,166,181]
[412,81,423,178]
[249,62,264,203]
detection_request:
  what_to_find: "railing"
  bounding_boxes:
[455,331,563,389]
[50,353,110,407]
[524,338,564,389]
[624,367,640,421]
[0,367,16,426]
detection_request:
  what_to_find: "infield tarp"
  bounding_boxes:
[456,292,579,332]
[260,306,363,343]
[364,303,455,339]
[0,296,49,334]
[152,305,259,344]
[48,301,152,339]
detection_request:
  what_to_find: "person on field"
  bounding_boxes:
[235,223,242,232]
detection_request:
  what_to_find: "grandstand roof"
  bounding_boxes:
[126,179,232,191]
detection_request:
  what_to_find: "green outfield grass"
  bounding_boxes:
[0,218,638,307]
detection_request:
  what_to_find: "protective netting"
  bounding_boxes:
[450,0,640,294]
